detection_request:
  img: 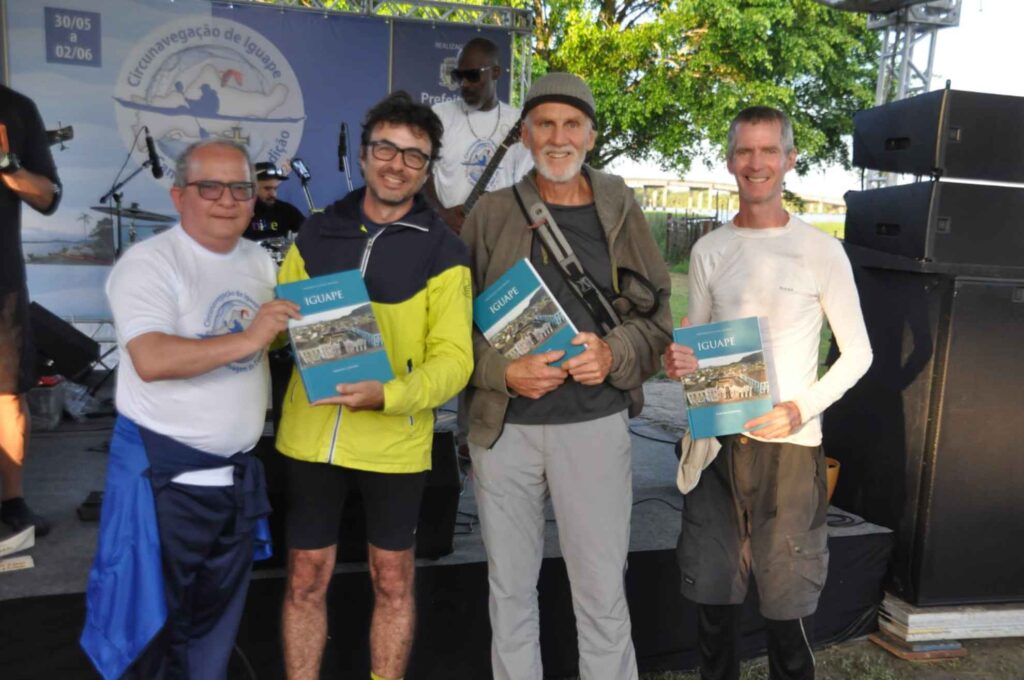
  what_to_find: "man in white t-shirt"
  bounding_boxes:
[426,37,533,233]
[81,140,300,680]
[663,107,872,680]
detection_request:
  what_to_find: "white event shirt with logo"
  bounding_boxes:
[107,225,276,485]
[431,99,534,208]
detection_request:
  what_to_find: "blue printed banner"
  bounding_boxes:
[391,23,513,109]
[44,7,102,67]
[6,0,394,318]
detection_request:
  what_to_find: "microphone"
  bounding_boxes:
[144,127,164,179]
[338,123,348,172]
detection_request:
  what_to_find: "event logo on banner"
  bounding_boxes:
[114,16,305,184]
[391,25,513,107]
[438,54,459,96]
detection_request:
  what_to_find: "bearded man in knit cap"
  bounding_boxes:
[460,72,673,680]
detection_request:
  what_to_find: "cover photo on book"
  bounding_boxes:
[674,316,773,438]
[473,258,584,367]
[276,270,395,403]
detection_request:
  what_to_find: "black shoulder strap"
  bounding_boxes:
[512,186,621,335]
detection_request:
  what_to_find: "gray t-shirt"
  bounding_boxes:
[505,202,629,425]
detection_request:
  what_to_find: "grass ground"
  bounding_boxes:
[623,637,1024,680]
[557,637,1024,679]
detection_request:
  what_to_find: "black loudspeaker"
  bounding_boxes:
[29,302,99,379]
[852,87,1024,183]
[824,261,1024,605]
[844,181,1024,267]
[336,430,460,562]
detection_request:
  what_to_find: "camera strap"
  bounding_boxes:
[512,186,621,335]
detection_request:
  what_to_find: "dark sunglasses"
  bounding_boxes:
[449,66,492,83]
[186,180,255,201]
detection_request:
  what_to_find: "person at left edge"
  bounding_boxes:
[243,161,305,242]
[80,140,301,680]
[0,84,62,538]
[277,91,473,680]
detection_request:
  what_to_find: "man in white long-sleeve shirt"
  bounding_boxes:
[664,106,872,680]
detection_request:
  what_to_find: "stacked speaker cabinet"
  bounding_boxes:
[826,86,1024,606]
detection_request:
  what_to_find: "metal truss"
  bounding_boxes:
[237,0,531,31]
[224,0,533,102]
[868,0,961,104]
[817,0,961,186]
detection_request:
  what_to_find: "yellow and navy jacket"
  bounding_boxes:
[275,189,473,473]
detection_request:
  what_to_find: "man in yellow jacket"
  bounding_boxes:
[276,91,473,680]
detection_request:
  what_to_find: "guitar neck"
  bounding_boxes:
[463,123,521,214]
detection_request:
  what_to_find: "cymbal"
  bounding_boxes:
[91,204,176,223]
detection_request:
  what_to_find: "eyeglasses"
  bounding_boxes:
[449,66,492,84]
[367,140,431,170]
[186,180,256,201]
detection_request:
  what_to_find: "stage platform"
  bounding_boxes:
[0,384,892,679]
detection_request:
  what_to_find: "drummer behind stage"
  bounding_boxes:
[243,161,305,242]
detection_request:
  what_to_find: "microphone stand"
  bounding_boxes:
[339,123,354,193]
[99,161,154,258]
[290,158,318,213]
[297,174,317,213]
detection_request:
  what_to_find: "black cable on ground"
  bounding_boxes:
[826,512,863,528]
[627,424,680,444]
[233,643,258,680]
[633,496,682,512]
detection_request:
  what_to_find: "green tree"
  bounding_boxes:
[263,0,877,174]
[523,0,877,173]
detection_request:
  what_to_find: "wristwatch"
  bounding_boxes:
[0,151,22,174]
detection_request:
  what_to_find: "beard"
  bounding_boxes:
[366,170,424,208]
[534,145,586,184]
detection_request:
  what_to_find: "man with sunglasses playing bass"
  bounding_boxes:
[425,37,532,234]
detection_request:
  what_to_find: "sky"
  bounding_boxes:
[611,0,1021,201]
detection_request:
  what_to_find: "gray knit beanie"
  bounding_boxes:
[521,72,596,124]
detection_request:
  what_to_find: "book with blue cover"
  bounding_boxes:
[674,317,773,438]
[474,258,584,367]
[276,270,394,403]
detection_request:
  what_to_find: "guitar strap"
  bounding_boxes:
[512,185,622,335]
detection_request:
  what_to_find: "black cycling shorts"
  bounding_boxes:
[285,456,427,552]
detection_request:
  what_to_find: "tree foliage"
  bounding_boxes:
[515,0,878,174]
[267,0,878,174]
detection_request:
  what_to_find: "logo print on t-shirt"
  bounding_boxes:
[200,290,263,372]
[462,138,497,186]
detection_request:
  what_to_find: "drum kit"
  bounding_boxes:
[258,234,294,265]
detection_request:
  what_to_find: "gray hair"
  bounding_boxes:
[726,106,795,160]
[173,139,254,187]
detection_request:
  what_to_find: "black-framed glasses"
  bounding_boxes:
[367,140,431,170]
[186,180,255,201]
[449,66,492,83]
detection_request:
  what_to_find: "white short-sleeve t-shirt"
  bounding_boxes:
[431,99,534,208]
[107,226,276,485]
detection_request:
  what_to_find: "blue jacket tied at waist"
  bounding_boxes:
[80,416,271,680]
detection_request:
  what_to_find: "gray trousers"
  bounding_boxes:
[677,435,829,621]
[470,410,638,680]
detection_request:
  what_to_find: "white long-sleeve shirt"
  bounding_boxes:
[688,216,872,446]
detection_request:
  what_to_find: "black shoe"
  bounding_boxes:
[1,498,52,537]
